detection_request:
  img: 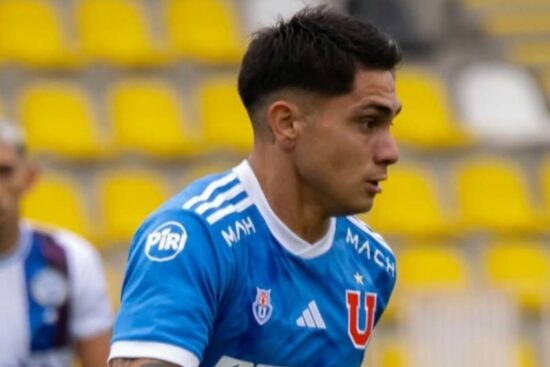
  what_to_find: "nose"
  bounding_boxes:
[374,129,399,166]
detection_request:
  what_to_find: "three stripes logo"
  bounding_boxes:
[296,300,326,330]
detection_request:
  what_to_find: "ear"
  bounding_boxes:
[266,100,304,150]
[20,162,40,195]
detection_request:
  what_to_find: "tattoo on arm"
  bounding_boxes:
[109,358,180,367]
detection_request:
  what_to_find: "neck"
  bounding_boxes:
[0,218,20,255]
[248,146,331,244]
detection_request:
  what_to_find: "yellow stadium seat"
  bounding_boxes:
[455,158,545,233]
[509,41,550,67]
[542,159,550,219]
[182,159,237,187]
[78,0,166,66]
[22,173,91,240]
[110,80,199,157]
[464,0,546,9]
[99,170,171,243]
[19,83,105,159]
[166,0,246,63]
[103,261,124,308]
[485,12,550,36]
[515,340,539,367]
[485,241,550,310]
[198,77,254,152]
[392,68,471,149]
[398,245,470,292]
[380,343,409,367]
[0,0,75,67]
[361,164,453,238]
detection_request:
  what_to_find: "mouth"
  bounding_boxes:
[365,180,382,194]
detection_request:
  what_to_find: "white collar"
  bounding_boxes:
[233,160,335,259]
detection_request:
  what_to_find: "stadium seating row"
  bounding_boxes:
[0,0,248,67]
[9,78,253,158]
[393,242,550,311]
[1,64,548,159]
[366,336,541,367]
[461,0,550,124]
[363,158,550,237]
[21,157,550,246]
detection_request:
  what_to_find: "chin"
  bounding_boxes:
[336,200,374,217]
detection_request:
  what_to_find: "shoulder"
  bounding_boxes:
[180,168,252,227]
[132,169,250,259]
[26,222,101,266]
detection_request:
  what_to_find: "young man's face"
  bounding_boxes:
[0,143,33,226]
[294,68,401,216]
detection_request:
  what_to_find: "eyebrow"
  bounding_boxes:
[354,103,402,117]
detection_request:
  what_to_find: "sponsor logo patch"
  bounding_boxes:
[145,221,187,262]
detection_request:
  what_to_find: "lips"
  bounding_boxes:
[365,180,382,194]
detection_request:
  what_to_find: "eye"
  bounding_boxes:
[0,164,15,178]
[359,118,377,132]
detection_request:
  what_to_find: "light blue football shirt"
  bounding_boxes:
[110,160,397,367]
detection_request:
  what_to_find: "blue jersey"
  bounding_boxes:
[110,161,397,367]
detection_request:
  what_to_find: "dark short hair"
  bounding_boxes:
[238,6,402,115]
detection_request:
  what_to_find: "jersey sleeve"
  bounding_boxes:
[109,209,232,367]
[55,230,114,340]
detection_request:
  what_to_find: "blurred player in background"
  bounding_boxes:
[110,6,401,367]
[0,120,113,366]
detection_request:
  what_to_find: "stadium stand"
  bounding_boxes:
[543,159,550,218]
[242,0,335,32]
[392,68,471,149]
[485,240,550,311]
[103,261,124,308]
[542,68,550,97]
[21,173,91,240]
[78,0,167,67]
[181,159,238,187]
[515,341,538,367]
[483,11,550,36]
[19,83,105,159]
[454,157,545,234]
[455,62,550,146]
[98,169,171,244]
[0,0,76,67]
[463,0,548,9]
[508,40,550,68]
[198,77,254,152]
[397,245,471,292]
[109,80,199,157]
[166,0,245,63]
[362,164,453,238]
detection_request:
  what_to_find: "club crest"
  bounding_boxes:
[252,288,273,325]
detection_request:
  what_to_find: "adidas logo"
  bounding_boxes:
[296,300,326,329]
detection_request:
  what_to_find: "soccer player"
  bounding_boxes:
[0,120,113,366]
[110,6,402,367]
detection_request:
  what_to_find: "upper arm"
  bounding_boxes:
[57,231,113,339]
[76,330,111,367]
[110,210,232,366]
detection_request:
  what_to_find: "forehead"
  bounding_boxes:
[319,69,401,116]
[349,69,400,112]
